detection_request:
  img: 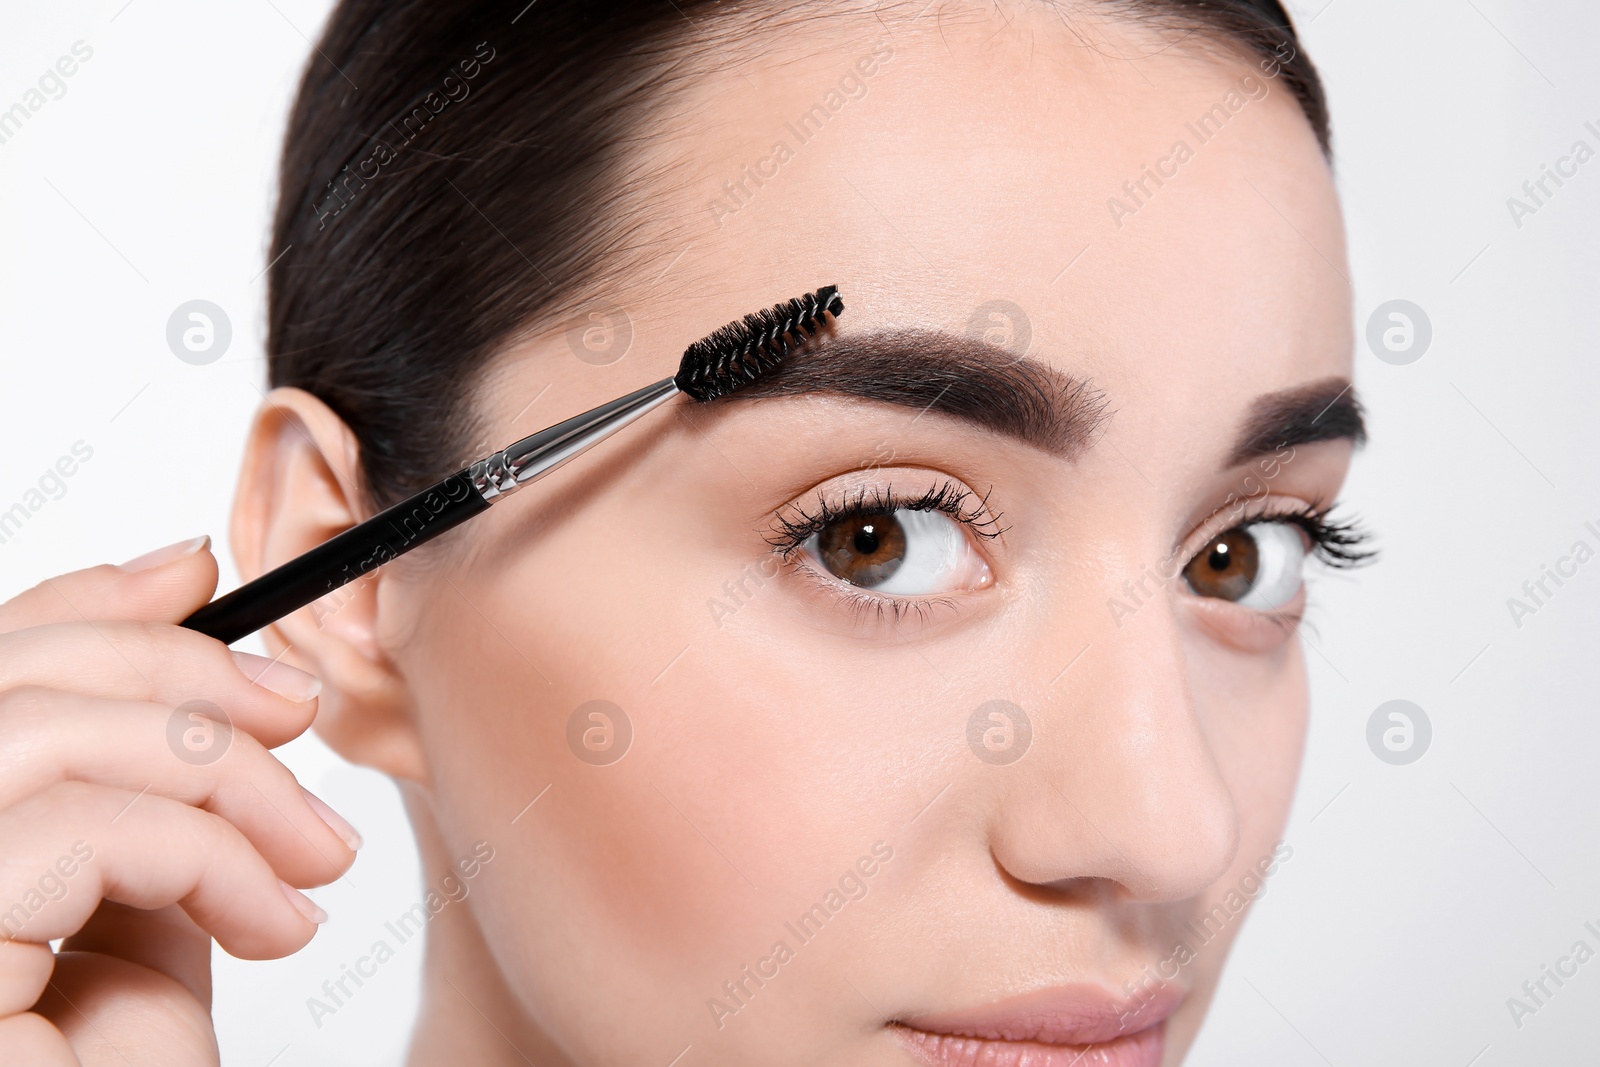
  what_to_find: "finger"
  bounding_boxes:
[0,536,217,636]
[37,952,217,1067]
[0,937,54,1016]
[0,782,324,960]
[0,622,320,750]
[0,689,359,887]
[60,903,212,1009]
[0,1011,77,1067]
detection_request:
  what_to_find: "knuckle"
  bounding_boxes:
[229,725,271,764]
[109,620,233,689]
[181,802,239,853]
[111,619,167,661]
[0,685,57,731]
[44,779,104,821]
[0,687,59,776]
[204,721,263,772]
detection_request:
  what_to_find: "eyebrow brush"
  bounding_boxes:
[180,285,843,645]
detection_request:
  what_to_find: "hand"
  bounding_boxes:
[0,536,360,1065]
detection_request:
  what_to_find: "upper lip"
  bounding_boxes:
[895,981,1184,1046]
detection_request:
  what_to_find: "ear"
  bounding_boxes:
[229,387,428,782]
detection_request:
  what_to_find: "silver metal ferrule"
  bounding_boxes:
[468,377,681,502]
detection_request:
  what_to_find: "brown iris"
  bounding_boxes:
[1184,528,1260,601]
[816,510,907,587]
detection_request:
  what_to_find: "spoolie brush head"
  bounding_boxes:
[675,285,844,402]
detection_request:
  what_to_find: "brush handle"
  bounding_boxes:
[180,376,681,646]
[180,473,489,644]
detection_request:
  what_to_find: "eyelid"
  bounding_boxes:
[766,468,1007,555]
[1174,494,1322,570]
[786,569,966,626]
[764,469,1001,628]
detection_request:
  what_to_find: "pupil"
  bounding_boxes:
[816,510,907,587]
[1181,528,1260,602]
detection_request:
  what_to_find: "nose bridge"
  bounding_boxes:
[986,579,1240,901]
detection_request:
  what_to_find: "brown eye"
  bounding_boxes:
[794,498,992,598]
[1184,528,1260,601]
[1182,521,1308,610]
[816,510,907,587]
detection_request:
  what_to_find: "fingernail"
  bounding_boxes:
[302,788,363,851]
[280,880,328,925]
[119,535,210,572]
[232,651,322,702]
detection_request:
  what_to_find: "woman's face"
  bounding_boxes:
[284,8,1356,1066]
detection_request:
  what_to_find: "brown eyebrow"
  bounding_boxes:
[711,328,1364,469]
[1226,377,1367,467]
[713,328,1111,459]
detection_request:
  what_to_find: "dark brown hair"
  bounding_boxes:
[268,0,1329,509]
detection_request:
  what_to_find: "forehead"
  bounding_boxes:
[647,6,1351,458]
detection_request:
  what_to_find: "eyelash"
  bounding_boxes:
[766,480,1002,623]
[1248,502,1377,570]
[766,479,1005,557]
[763,483,1374,624]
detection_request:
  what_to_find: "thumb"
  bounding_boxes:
[0,536,220,635]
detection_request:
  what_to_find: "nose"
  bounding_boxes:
[985,589,1240,902]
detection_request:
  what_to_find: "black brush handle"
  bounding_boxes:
[181,285,843,647]
[181,471,489,645]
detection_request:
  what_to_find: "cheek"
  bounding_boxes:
[403,568,750,953]
[395,517,908,1027]
[1188,624,1309,838]
[1176,631,1307,988]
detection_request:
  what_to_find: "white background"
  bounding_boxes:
[1,1,1596,1064]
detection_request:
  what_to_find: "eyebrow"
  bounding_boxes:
[718,328,1111,459]
[1225,377,1366,467]
[715,327,1366,467]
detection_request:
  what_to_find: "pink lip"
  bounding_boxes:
[893,983,1182,1067]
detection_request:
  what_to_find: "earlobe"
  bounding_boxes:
[228,387,429,783]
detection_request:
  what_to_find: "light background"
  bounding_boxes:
[1,1,1596,1064]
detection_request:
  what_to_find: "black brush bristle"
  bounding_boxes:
[675,285,844,401]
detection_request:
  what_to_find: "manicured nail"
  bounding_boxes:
[119,535,210,572]
[302,788,363,851]
[231,651,322,702]
[280,880,328,925]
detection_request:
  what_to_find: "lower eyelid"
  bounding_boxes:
[784,557,965,625]
[1184,588,1306,651]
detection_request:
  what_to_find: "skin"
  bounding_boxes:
[0,4,1355,1065]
